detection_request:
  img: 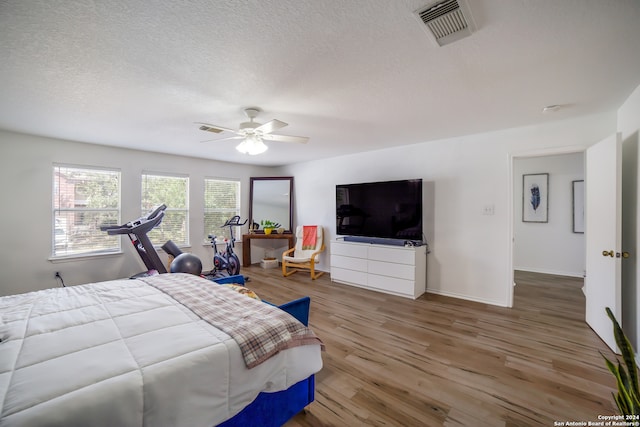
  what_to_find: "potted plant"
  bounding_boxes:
[260,220,280,235]
[602,307,640,415]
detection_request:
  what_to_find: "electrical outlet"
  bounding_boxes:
[55,271,60,279]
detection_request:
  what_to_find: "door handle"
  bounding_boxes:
[601,250,631,258]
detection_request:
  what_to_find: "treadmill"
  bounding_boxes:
[101,204,168,275]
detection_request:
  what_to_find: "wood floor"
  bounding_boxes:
[241,267,618,426]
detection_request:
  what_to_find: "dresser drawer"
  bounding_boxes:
[367,274,415,296]
[368,260,415,281]
[331,255,367,272]
[332,241,368,258]
[331,267,367,286]
[368,246,416,265]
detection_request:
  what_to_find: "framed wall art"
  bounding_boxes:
[572,180,584,233]
[522,173,548,223]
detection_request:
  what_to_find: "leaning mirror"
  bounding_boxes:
[249,177,294,233]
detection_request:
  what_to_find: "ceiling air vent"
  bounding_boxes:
[415,0,476,47]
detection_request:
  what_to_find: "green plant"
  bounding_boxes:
[260,220,280,229]
[602,307,640,415]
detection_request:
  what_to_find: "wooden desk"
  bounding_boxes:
[242,233,295,267]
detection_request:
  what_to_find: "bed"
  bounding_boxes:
[0,273,323,427]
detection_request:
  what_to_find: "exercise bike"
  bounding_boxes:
[206,215,247,278]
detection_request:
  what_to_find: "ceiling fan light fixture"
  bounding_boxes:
[236,135,268,155]
[198,107,308,151]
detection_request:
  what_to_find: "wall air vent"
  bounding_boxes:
[415,0,476,47]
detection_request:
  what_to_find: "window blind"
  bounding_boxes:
[53,165,121,257]
[141,173,189,246]
[204,178,241,242]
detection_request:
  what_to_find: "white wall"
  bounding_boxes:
[282,112,615,307]
[618,83,640,350]
[513,153,585,277]
[0,110,619,307]
[0,130,273,296]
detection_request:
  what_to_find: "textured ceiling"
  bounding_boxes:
[1,0,639,166]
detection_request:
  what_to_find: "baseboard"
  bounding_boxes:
[426,288,509,308]
[513,267,584,278]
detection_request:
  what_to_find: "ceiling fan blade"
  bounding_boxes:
[262,134,309,144]
[256,119,287,135]
[200,136,243,143]
[195,122,238,134]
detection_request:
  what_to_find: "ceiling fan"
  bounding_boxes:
[197,108,309,155]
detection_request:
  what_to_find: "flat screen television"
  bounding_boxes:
[336,179,423,242]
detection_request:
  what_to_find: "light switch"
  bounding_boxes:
[482,204,495,215]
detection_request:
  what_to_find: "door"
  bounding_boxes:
[585,132,622,352]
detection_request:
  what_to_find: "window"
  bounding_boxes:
[142,172,189,246]
[204,178,241,241]
[53,165,120,257]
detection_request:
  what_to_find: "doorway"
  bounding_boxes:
[507,146,586,310]
[509,142,637,351]
[512,152,586,279]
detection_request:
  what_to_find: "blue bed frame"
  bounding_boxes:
[212,275,315,427]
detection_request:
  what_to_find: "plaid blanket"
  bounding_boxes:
[141,273,323,368]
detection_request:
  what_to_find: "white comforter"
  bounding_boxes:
[0,276,323,427]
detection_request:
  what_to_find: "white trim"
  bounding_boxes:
[425,289,509,308]
[514,267,584,278]
[49,251,123,263]
[509,145,588,160]
[506,151,515,308]
[141,170,189,178]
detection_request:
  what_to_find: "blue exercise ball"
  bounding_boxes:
[170,253,202,275]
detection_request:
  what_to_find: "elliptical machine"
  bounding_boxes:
[207,215,247,277]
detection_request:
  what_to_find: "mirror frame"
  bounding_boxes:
[249,176,294,233]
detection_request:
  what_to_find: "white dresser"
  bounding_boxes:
[330,239,427,299]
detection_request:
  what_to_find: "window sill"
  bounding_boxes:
[48,251,123,263]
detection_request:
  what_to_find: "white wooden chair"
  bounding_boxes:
[282,225,325,280]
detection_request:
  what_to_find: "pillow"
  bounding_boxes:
[223,284,261,301]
